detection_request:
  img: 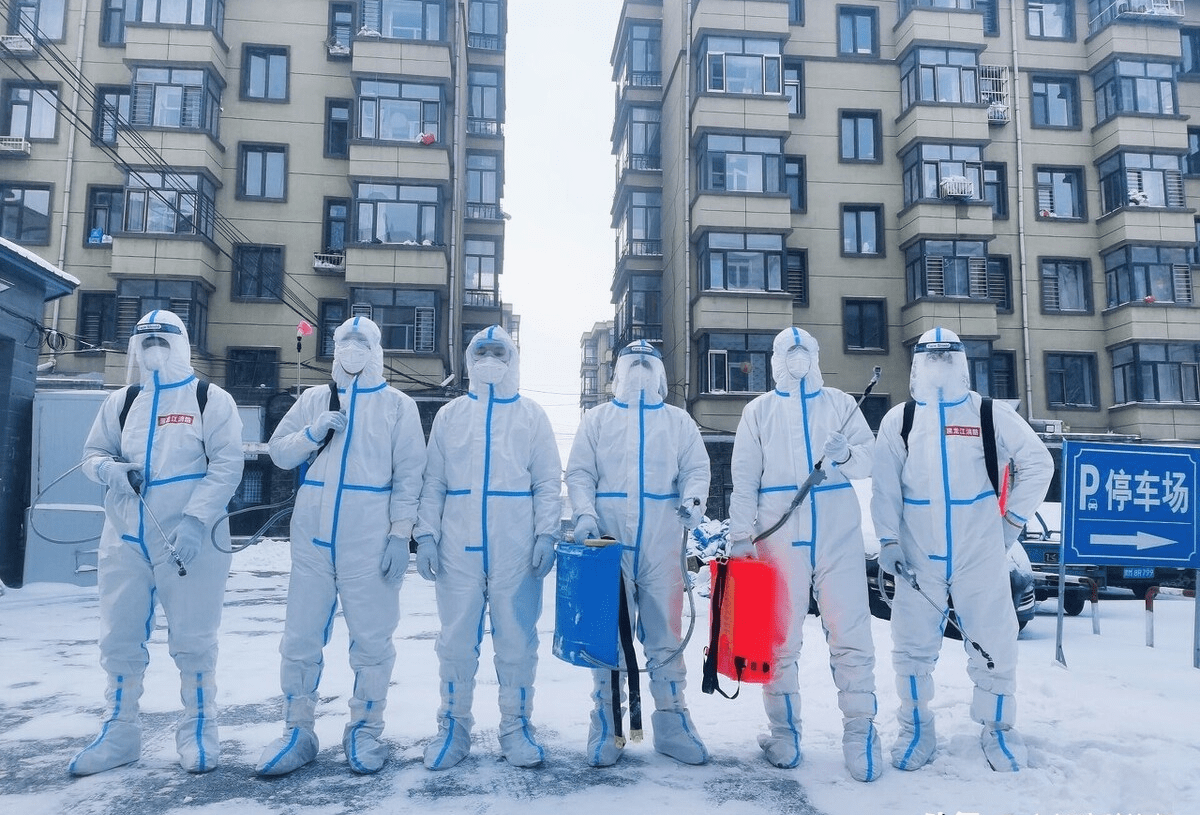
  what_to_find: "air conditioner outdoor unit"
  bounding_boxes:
[1031,418,1064,434]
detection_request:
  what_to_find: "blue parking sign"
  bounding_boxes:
[1062,441,1200,568]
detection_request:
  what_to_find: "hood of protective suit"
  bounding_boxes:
[910,326,971,404]
[466,324,520,398]
[332,315,386,389]
[126,310,194,386]
[770,326,824,395]
[612,340,667,404]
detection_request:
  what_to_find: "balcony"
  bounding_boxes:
[0,136,31,158]
[0,33,35,56]
[1089,0,1185,34]
[467,118,502,137]
[619,239,663,261]
[312,252,345,274]
[468,33,502,50]
[463,289,500,308]
[939,176,976,199]
[617,324,663,346]
[465,203,504,221]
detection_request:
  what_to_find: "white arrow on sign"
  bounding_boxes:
[1090,531,1176,551]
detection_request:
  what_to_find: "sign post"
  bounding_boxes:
[1059,441,1200,668]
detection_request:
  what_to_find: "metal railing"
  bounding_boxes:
[0,33,35,54]
[0,136,31,156]
[620,239,663,260]
[1089,0,1184,33]
[465,203,502,220]
[466,118,502,136]
[312,251,345,272]
[463,289,499,308]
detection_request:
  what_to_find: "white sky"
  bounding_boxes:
[501,0,626,459]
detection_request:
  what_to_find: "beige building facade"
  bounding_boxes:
[609,0,1200,480]
[1,0,515,429]
[580,319,615,411]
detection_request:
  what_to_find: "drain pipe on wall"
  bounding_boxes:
[446,0,470,385]
[682,0,693,404]
[1009,0,1035,420]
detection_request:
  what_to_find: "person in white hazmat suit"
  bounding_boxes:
[414,325,562,770]
[726,326,882,781]
[566,340,711,767]
[871,326,1052,773]
[256,316,426,776]
[71,310,244,776]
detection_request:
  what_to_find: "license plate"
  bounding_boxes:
[1042,551,1059,565]
[1123,566,1155,579]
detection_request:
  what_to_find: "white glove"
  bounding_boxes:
[531,534,556,579]
[573,515,599,544]
[171,515,206,567]
[381,534,410,584]
[311,410,347,438]
[823,431,850,464]
[1002,512,1024,548]
[97,459,139,493]
[878,539,907,576]
[415,535,438,581]
[678,499,705,530]
[728,537,757,559]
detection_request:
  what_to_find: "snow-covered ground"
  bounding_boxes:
[1,537,1195,815]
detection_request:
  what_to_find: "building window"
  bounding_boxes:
[987,256,1014,311]
[243,45,289,102]
[1094,59,1176,123]
[901,143,983,204]
[843,299,886,352]
[899,0,977,11]
[699,232,784,292]
[233,245,283,301]
[226,348,278,399]
[699,134,783,194]
[837,7,877,57]
[1188,128,1200,175]
[617,191,662,259]
[93,86,130,145]
[325,99,351,158]
[983,162,1007,219]
[702,333,774,394]
[582,369,598,397]
[1113,343,1200,404]
[464,237,499,307]
[965,341,1016,400]
[360,0,443,41]
[618,107,661,171]
[1098,152,1185,214]
[1047,352,1098,408]
[318,300,347,357]
[115,278,209,351]
[0,183,50,244]
[786,249,807,306]
[1184,28,1200,77]
[358,79,441,142]
[1030,75,1080,128]
[468,0,502,49]
[1041,258,1091,313]
[85,185,123,245]
[900,48,979,110]
[467,69,502,136]
[100,0,125,44]
[130,66,221,136]
[784,59,803,116]
[123,170,216,239]
[354,182,439,244]
[789,0,803,25]
[1027,0,1073,39]
[842,205,883,256]
[697,36,783,96]
[620,24,662,89]
[839,111,879,162]
[904,239,991,300]
[3,83,58,140]
[132,0,224,28]
[616,274,662,345]
[1192,219,1200,265]
[466,153,500,219]
[328,3,353,55]
[349,288,438,353]
[1036,167,1086,220]
[239,144,287,200]
[785,157,806,212]
[77,291,117,350]
[323,198,348,254]
[8,0,65,39]
[1103,245,1193,307]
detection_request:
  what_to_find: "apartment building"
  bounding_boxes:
[608,0,1200,509]
[580,319,615,411]
[0,0,515,431]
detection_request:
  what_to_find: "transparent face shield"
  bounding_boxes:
[913,340,965,394]
[471,339,510,384]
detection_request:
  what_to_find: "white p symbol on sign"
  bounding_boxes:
[1078,464,1100,511]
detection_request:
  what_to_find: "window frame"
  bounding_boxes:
[114,277,209,351]
[700,332,776,395]
[1183,28,1200,79]
[785,156,806,213]
[843,298,887,352]
[783,59,804,117]
[463,235,501,306]
[696,36,783,97]
[232,244,285,302]
[1030,74,1081,129]
[357,78,442,143]
[0,182,52,245]
[698,232,785,293]
[1040,257,1093,314]
[325,98,351,158]
[468,0,503,50]
[238,142,288,201]
[900,47,980,111]
[904,239,992,301]
[1046,351,1100,409]
[1035,166,1087,221]
[242,44,290,103]
[3,81,59,141]
[983,162,1008,219]
[322,197,349,255]
[1112,342,1200,404]
[837,6,878,59]
[698,133,784,195]
[85,184,124,246]
[901,142,984,204]
[615,274,663,346]
[1098,151,1186,214]
[1026,0,1075,41]
[225,347,279,399]
[129,65,221,137]
[1103,245,1193,307]
[76,290,117,351]
[841,204,884,257]
[839,110,880,163]
[348,287,439,353]
[93,85,130,145]
[360,0,444,42]
[122,169,216,240]
[9,0,66,40]
[353,181,441,245]
[328,2,353,56]
[467,68,503,136]
[617,191,662,259]
[1093,58,1177,124]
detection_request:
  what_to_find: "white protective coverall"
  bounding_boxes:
[72,310,244,776]
[256,316,426,776]
[727,327,881,780]
[565,340,711,767]
[871,326,1052,773]
[415,325,562,770]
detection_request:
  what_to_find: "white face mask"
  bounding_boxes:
[141,345,170,372]
[472,357,508,385]
[785,347,811,380]
[337,346,370,375]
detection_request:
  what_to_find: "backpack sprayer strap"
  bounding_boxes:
[701,559,741,700]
